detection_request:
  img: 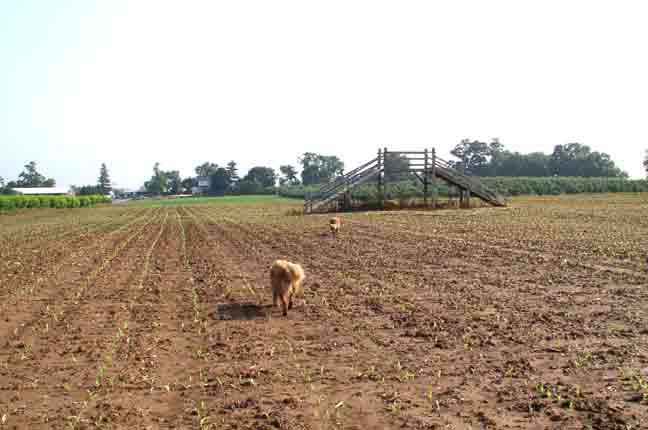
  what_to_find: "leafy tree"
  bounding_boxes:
[279,164,300,186]
[0,176,12,195]
[73,185,102,195]
[236,179,264,194]
[226,161,239,185]
[244,166,277,187]
[195,162,219,177]
[384,153,412,181]
[209,168,231,194]
[644,150,648,178]
[15,161,56,187]
[181,177,195,193]
[144,162,168,194]
[549,143,625,177]
[166,170,182,194]
[299,153,344,185]
[98,163,112,194]
[450,139,503,174]
[489,151,551,177]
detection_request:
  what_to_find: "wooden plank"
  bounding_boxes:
[424,148,428,208]
[382,147,388,209]
[377,149,383,210]
[431,148,437,209]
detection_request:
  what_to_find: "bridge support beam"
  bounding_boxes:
[423,148,429,208]
[377,148,383,210]
[431,148,437,209]
[382,147,388,209]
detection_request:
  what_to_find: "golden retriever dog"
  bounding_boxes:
[329,216,341,237]
[270,260,305,316]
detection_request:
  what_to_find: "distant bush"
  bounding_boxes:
[0,194,111,211]
[280,177,648,203]
[25,197,41,208]
[480,177,648,196]
[0,197,15,210]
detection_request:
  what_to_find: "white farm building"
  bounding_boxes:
[10,187,73,196]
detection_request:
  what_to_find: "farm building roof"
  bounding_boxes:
[10,187,71,195]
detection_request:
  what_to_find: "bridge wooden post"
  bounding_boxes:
[431,148,437,209]
[423,148,429,208]
[382,147,388,209]
[344,179,351,211]
[377,149,383,209]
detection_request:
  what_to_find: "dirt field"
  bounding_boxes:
[1,194,647,429]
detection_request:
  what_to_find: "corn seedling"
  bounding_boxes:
[95,366,106,388]
[386,401,402,415]
[632,375,648,401]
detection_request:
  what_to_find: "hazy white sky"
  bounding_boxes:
[2,0,647,189]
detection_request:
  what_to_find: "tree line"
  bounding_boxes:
[142,153,345,195]
[2,143,647,198]
[0,162,112,195]
[1,161,56,192]
[450,140,628,178]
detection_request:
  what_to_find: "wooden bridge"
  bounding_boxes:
[304,148,506,214]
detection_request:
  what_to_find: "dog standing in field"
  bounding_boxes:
[270,260,305,316]
[329,216,341,237]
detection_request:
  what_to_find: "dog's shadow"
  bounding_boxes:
[214,302,270,321]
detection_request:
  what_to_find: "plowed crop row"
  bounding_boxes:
[0,194,646,429]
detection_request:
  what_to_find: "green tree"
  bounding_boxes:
[209,168,231,194]
[299,153,345,185]
[549,143,625,177]
[144,162,168,194]
[98,163,112,194]
[226,161,239,185]
[166,170,182,194]
[236,179,264,194]
[181,177,195,193]
[384,153,412,181]
[279,164,300,185]
[73,185,102,195]
[450,139,503,174]
[0,176,4,191]
[644,150,648,178]
[489,151,551,177]
[16,161,56,187]
[195,162,219,177]
[244,166,277,187]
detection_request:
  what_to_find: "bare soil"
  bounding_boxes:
[1,194,647,429]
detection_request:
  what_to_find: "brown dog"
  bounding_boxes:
[329,216,341,237]
[270,260,305,316]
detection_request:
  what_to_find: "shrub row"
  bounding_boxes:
[0,195,111,211]
[280,177,648,201]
